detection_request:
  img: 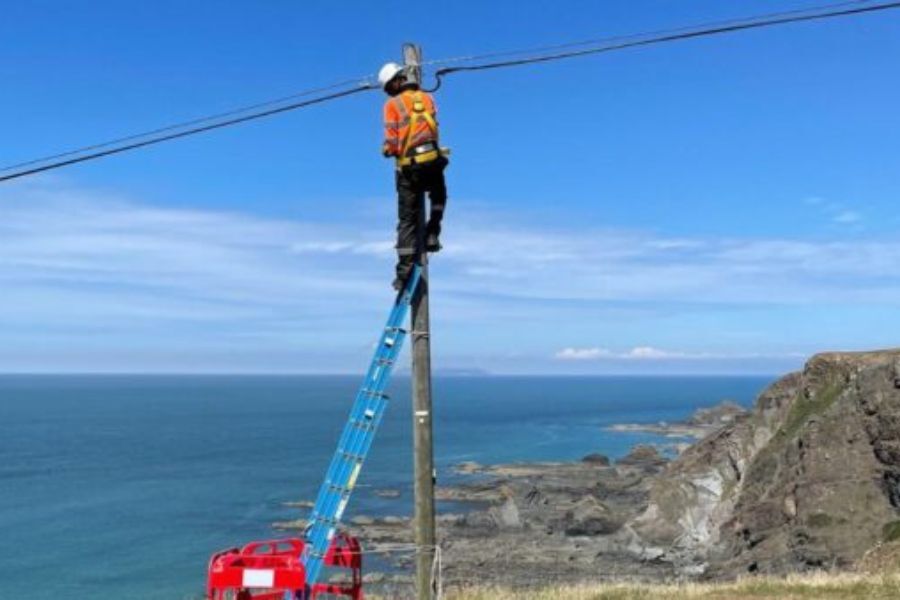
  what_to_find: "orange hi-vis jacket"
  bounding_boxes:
[382,89,439,159]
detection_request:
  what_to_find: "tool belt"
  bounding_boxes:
[397,142,450,167]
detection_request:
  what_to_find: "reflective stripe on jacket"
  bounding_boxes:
[383,90,438,157]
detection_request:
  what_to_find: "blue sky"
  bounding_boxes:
[0,1,898,374]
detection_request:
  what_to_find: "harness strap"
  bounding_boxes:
[398,91,437,158]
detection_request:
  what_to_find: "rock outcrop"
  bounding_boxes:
[625,349,900,577]
[606,401,749,442]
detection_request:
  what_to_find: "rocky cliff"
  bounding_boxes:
[624,349,900,577]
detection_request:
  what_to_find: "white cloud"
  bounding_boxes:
[555,347,612,360]
[833,210,862,224]
[3,183,900,319]
[625,346,675,359]
[0,179,896,372]
[554,346,689,361]
[554,346,807,362]
[0,183,400,334]
[803,196,864,228]
[440,221,900,305]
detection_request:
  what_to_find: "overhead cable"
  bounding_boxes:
[0,83,373,183]
[418,0,876,69]
[1,0,898,183]
[425,0,900,90]
[0,78,373,176]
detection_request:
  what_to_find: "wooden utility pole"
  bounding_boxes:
[403,42,437,600]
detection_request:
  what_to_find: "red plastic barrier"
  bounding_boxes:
[207,534,362,600]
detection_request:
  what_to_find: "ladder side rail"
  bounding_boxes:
[302,269,420,586]
[309,282,415,531]
[304,322,408,571]
[305,402,378,577]
[307,385,377,512]
[308,391,380,546]
[305,388,377,537]
[305,387,382,566]
[345,334,406,473]
[303,386,392,580]
[303,277,419,577]
[307,324,404,534]
[304,300,409,534]
[309,297,405,501]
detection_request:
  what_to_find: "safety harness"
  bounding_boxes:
[394,91,442,167]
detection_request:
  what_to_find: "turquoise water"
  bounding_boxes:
[0,375,771,599]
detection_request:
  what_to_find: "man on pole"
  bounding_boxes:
[378,62,449,291]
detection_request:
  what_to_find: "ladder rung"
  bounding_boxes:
[302,266,421,586]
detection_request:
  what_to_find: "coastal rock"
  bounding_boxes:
[436,481,505,504]
[627,349,900,578]
[606,401,749,441]
[686,401,746,427]
[628,373,798,567]
[617,445,669,471]
[714,350,900,575]
[280,452,678,587]
[489,494,522,530]
[581,453,611,466]
[563,496,622,536]
[361,572,385,584]
[273,518,307,530]
[453,461,483,474]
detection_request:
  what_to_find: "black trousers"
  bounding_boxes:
[395,156,448,280]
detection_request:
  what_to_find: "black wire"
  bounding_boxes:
[2,0,897,183]
[420,0,874,69]
[0,84,374,184]
[426,0,900,91]
[0,78,372,175]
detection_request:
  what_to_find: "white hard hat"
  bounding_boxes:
[377,62,404,89]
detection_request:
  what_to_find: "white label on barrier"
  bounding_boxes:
[242,569,275,588]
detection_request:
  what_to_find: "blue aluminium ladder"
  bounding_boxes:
[300,266,422,591]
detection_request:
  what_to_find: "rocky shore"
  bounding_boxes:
[277,351,900,590]
[605,400,745,440]
[276,402,745,587]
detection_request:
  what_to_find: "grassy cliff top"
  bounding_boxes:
[424,573,900,599]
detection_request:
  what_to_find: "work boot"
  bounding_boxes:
[426,233,442,253]
[393,266,412,291]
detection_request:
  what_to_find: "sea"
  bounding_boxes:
[0,374,772,599]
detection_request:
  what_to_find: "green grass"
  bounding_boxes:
[412,573,900,599]
[882,521,900,543]
[779,382,845,441]
[808,512,838,528]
